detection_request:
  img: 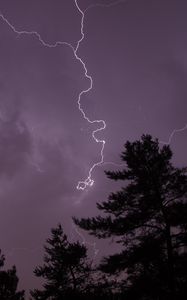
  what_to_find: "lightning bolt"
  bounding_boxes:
[74,0,106,191]
[0,0,127,267]
[85,0,127,12]
[0,0,127,191]
[75,0,128,190]
[159,124,187,145]
[70,222,99,263]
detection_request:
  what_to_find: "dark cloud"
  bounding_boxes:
[0,0,187,295]
[0,110,31,178]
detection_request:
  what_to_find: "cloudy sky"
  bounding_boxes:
[0,0,187,294]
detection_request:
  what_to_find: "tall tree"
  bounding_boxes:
[74,134,187,300]
[31,224,93,300]
[0,249,25,300]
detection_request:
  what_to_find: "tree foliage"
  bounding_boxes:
[0,249,25,300]
[30,224,95,299]
[74,134,187,300]
[30,224,119,299]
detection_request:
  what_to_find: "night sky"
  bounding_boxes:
[0,0,187,295]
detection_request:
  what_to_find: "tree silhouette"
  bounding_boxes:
[0,249,25,300]
[74,134,187,300]
[31,224,95,300]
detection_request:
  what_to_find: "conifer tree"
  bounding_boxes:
[0,249,25,300]
[31,224,92,300]
[74,134,187,300]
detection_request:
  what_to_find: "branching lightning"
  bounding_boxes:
[74,0,106,191]
[1,0,186,271]
[85,0,127,13]
[70,222,99,263]
[0,0,127,265]
[75,0,128,190]
[159,124,187,145]
[0,0,127,191]
[0,0,125,191]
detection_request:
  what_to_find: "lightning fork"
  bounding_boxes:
[159,124,187,145]
[0,0,126,191]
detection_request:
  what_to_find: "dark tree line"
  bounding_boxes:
[0,249,25,300]
[1,134,187,299]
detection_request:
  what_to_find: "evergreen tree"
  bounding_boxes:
[30,224,93,300]
[0,249,25,300]
[74,134,187,300]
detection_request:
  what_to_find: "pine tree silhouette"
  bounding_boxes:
[0,249,25,300]
[31,224,93,300]
[74,134,187,300]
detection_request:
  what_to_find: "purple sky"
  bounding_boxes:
[0,0,187,295]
